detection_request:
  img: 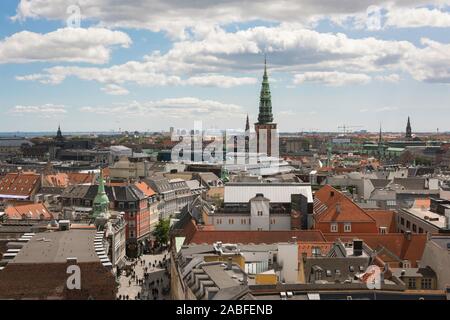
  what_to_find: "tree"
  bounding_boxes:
[153,218,171,246]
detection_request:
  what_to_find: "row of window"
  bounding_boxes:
[215,218,277,225]
[330,223,351,232]
[408,278,432,289]
[399,216,425,234]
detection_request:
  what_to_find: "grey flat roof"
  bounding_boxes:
[11,229,99,264]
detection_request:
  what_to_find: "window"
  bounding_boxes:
[406,220,411,228]
[401,217,405,225]
[330,223,338,232]
[326,270,332,277]
[315,270,322,281]
[349,266,354,272]
[129,230,135,238]
[408,278,416,289]
[344,223,351,233]
[412,224,417,233]
[312,247,321,257]
[421,278,432,289]
[379,227,387,234]
[257,211,263,216]
[129,212,135,219]
[129,202,136,209]
[216,219,222,225]
[419,227,423,234]
[119,202,125,209]
[335,269,341,276]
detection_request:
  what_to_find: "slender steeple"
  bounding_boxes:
[378,124,384,160]
[92,170,110,218]
[257,55,274,124]
[378,124,383,144]
[406,116,412,139]
[245,114,250,154]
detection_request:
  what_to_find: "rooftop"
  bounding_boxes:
[401,207,447,229]
[10,229,98,264]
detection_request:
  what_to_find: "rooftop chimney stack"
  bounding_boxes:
[353,239,363,256]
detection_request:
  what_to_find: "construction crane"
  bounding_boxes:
[337,124,363,134]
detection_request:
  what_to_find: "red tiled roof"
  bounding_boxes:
[0,173,40,197]
[44,173,68,187]
[135,181,156,197]
[298,242,332,257]
[44,172,94,187]
[187,229,326,245]
[323,233,427,267]
[67,172,95,185]
[314,185,375,223]
[5,203,53,220]
[366,210,397,233]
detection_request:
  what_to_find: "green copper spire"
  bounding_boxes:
[92,170,109,218]
[257,56,274,124]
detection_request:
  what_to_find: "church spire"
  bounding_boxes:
[245,114,250,132]
[257,55,274,124]
[92,170,110,219]
[406,116,412,139]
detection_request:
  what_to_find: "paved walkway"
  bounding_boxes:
[117,251,171,300]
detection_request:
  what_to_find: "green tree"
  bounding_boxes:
[153,218,171,246]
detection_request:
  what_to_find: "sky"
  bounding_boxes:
[0,0,450,133]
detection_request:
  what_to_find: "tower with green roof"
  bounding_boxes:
[92,171,110,219]
[255,56,278,156]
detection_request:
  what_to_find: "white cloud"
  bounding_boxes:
[9,104,67,117]
[101,84,129,95]
[386,7,450,28]
[15,24,414,86]
[14,22,450,88]
[293,71,371,86]
[185,75,257,88]
[13,0,450,37]
[403,38,450,83]
[80,97,245,119]
[375,73,401,83]
[0,28,131,64]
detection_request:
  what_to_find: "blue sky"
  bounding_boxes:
[1,1,450,133]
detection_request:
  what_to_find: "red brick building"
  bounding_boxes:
[313,185,395,234]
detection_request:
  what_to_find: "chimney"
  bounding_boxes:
[405,230,412,241]
[353,239,363,256]
[227,257,233,270]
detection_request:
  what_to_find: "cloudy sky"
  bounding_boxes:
[1,0,450,133]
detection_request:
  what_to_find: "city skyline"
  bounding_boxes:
[1,1,450,132]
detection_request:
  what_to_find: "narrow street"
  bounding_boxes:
[117,251,171,300]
